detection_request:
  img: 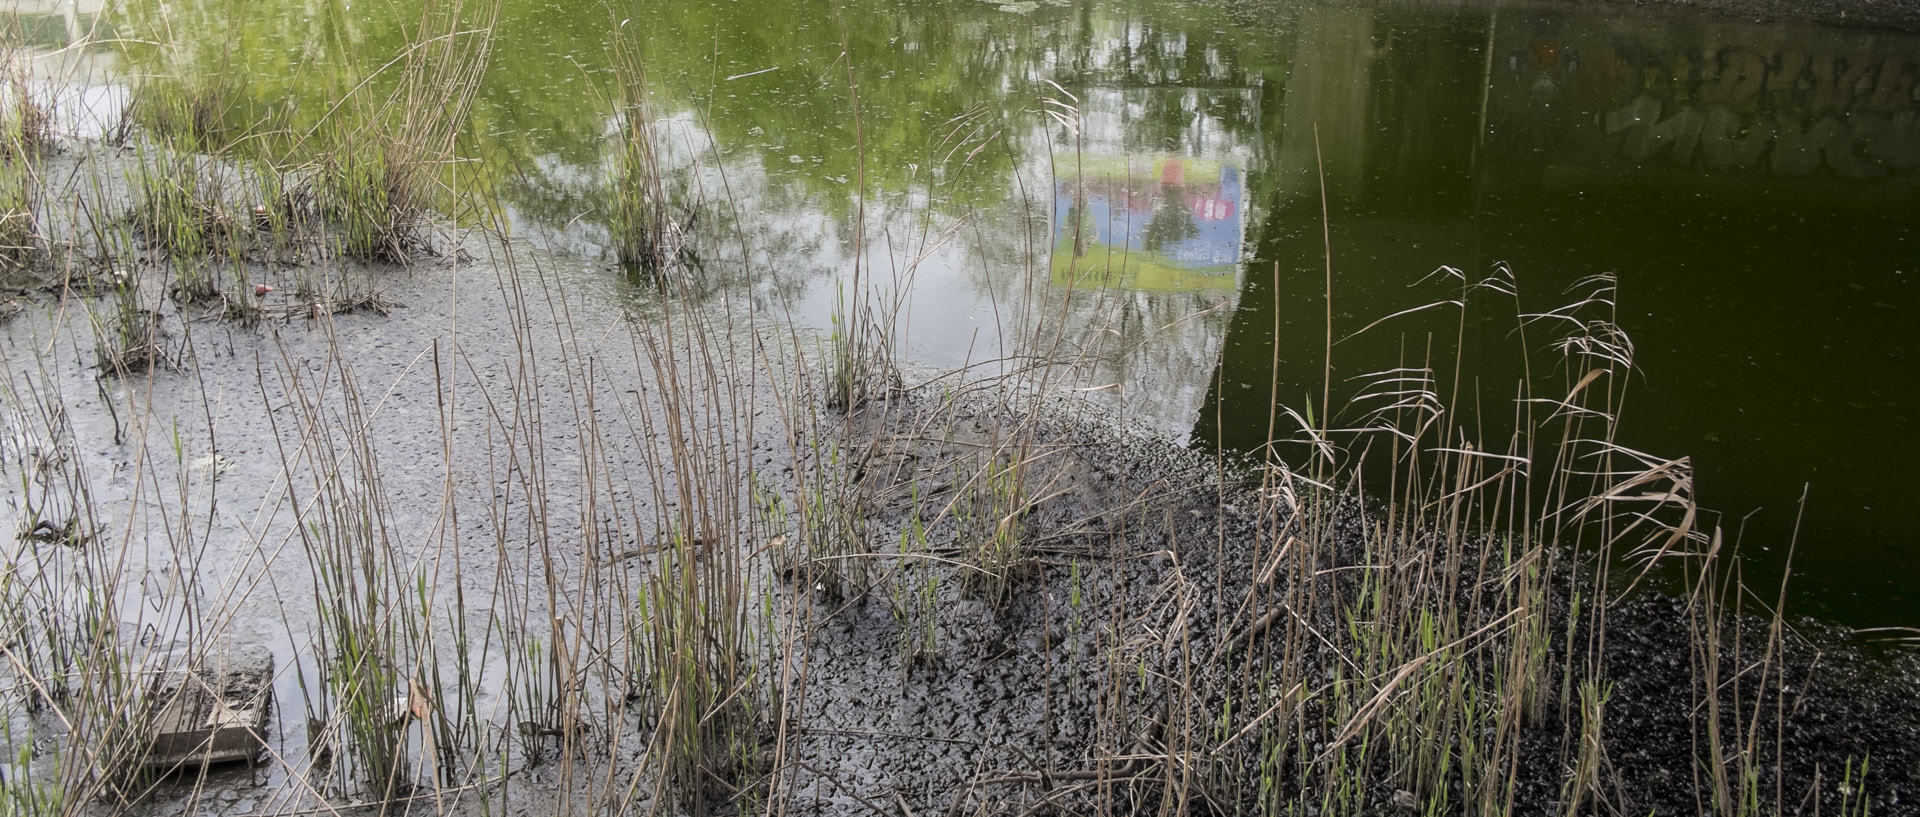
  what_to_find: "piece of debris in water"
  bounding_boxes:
[143,649,273,772]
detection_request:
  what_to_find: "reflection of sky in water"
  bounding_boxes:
[4,0,125,141]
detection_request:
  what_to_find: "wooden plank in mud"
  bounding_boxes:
[142,649,273,772]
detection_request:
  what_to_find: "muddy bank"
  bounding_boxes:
[765,384,1920,815]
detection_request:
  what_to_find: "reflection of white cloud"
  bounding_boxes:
[63,82,126,140]
[4,0,106,15]
[4,0,124,141]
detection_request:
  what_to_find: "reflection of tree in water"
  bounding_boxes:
[1065,191,1088,258]
[1141,183,1196,252]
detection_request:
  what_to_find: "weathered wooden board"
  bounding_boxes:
[142,649,273,772]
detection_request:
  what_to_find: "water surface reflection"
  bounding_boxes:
[99,0,1918,626]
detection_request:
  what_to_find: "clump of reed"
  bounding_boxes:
[128,153,242,300]
[264,347,471,800]
[0,53,50,272]
[0,155,36,272]
[606,29,670,274]
[2,56,54,160]
[1679,506,1845,815]
[115,23,309,271]
[887,483,941,665]
[788,434,872,600]
[305,0,497,263]
[1124,260,1627,815]
[825,296,896,414]
[623,297,766,812]
[89,273,168,375]
[57,166,177,373]
[122,150,298,325]
[127,68,252,155]
[115,0,496,264]
[955,445,1029,606]
[311,142,432,263]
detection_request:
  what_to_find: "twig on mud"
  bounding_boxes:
[272,290,401,320]
[799,726,983,748]
[242,772,509,817]
[941,756,991,817]
[796,762,892,816]
[594,542,665,567]
[1012,780,1103,817]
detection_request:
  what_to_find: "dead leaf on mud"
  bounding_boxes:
[408,677,433,721]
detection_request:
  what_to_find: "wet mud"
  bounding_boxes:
[765,388,1920,815]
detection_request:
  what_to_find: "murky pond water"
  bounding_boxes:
[17,0,1919,624]
[77,0,1917,627]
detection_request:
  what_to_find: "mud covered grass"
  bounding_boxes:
[1,16,1918,817]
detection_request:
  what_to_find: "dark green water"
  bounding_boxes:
[83,0,1919,626]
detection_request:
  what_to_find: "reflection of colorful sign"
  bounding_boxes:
[1052,156,1244,292]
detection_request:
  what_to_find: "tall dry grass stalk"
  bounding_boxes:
[269,350,440,798]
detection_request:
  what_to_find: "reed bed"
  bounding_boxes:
[0,11,1909,817]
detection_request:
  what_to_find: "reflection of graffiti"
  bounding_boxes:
[1593,49,1918,176]
[1053,156,1242,291]
[1593,49,1915,116]
[1607,98,1917,176]
[1491,26,1920,181]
